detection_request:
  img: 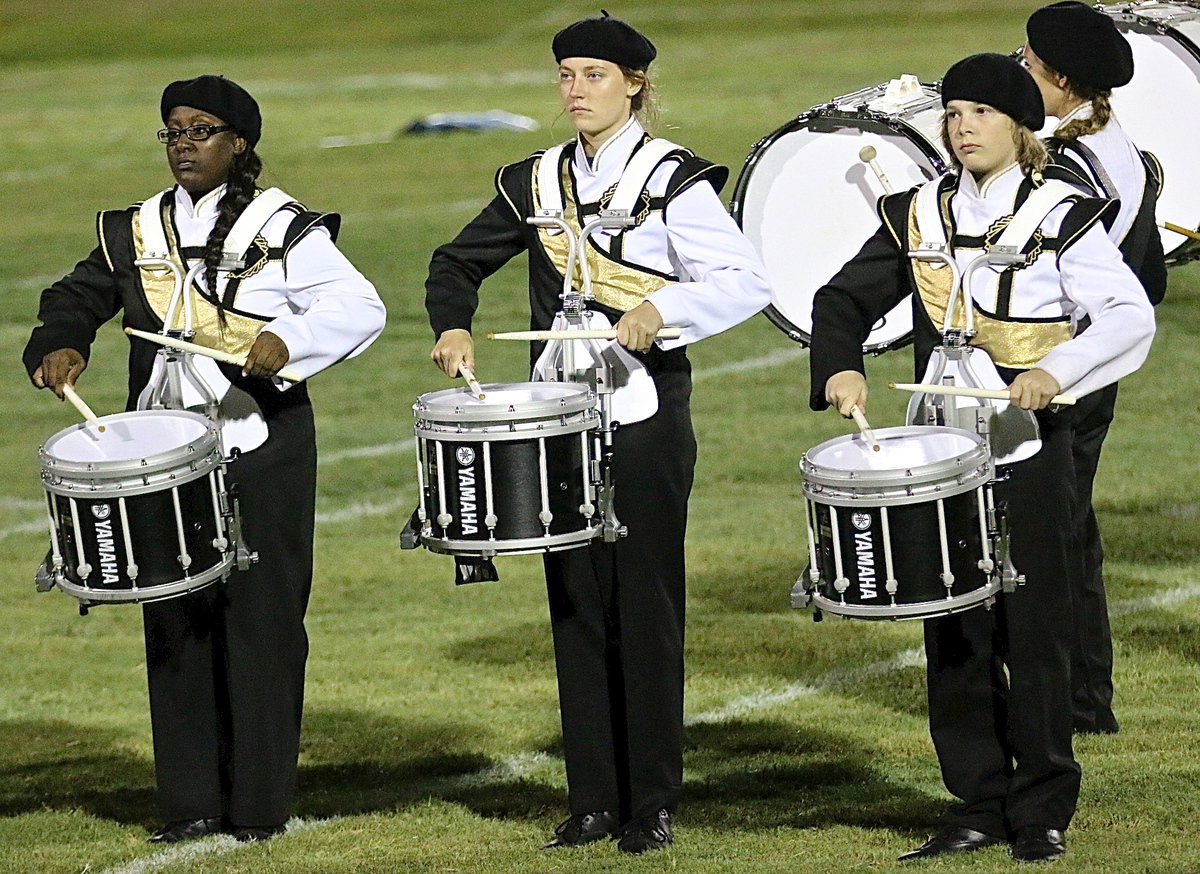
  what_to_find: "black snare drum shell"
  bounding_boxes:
[53,476,225,592]
[426,433,591,542]
[813,489,985,610]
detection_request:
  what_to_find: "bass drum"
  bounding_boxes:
[1103,1,1200,263]
[731,78,950,352]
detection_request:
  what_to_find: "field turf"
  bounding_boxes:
[2,2,1199,872]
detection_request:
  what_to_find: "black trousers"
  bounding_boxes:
[923,397,1104,835]
[1068,382,1118,731]
[543,365,696,822]
[142,401,316,827]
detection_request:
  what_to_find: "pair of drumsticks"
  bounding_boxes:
[45,328,308,430]
[454,327,685,400]
[847,383,1078,451]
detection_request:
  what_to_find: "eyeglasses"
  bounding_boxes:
[156,124,235,145]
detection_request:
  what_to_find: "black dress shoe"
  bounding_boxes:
[898,826,1005,861]
[617,809,673,855]
[542,811,619,848]
[231,823,286,843]
[148,817,224,844]
[1012,826,1066,862]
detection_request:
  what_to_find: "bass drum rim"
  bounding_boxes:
[731,105,947,353]
[1103,1,1200,263]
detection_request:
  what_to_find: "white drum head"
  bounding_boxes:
[416,382,594,423]
[1105,3,1200,257]
[733,84,948,351]
[44,410,211,464]
[808,426,980,473]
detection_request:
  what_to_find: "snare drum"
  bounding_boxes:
[413,382,602,556]
[39,409,236,605]
[795,426,1005,620]
[731,78,949,352]
[1102,1,1200,263]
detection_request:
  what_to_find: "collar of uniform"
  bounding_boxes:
[572,115,643,178]
[957,161,1022,201]
[173,183,227,219]
[1056,101,1094,128]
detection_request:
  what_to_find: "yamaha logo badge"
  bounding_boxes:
[851,512,872,531]
[91,503,112,521]
[455,446,476,466]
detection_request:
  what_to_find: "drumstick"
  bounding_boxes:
[124,327,304,382]
[60,384,105,431]
[458,363,486,400]
[1161,221,1200,243]
[858,144,895,194]
[849,403,881,452]
[888,381,1077,406]
[486,327,684,341]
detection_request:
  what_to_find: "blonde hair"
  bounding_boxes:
[1055,92,1113,140]
[620,65,659,132]
[939,110,1048,177]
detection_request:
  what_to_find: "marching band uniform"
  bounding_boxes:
[1028,0,1167,735]
[809,55,1154,861]
[23,77,384,838]
[425,17,769,851]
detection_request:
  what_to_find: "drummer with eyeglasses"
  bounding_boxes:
[1022,0,1167,736]
[22,75,384,843]
[423,12,769,854]
[808,54,1154,862]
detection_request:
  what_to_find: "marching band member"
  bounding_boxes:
[1023,0,1167,735]
[424,13,770,854]
[808,54,1153,862]
[23,75,385,843]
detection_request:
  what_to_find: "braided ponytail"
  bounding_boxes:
[202,147,263,319]
[1054,90,1113,140]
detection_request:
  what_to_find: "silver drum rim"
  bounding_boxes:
[40,410,221,497]
[56,556,233,604]
[801,425,993,507]
[414,382,598,440]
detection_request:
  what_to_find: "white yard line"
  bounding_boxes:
[96,817,335,874]
[319,440,415,466]
[77,579,1200,873]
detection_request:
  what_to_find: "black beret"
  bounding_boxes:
[942,53,1045,131]
[160,75,262,147]
[553,10,656,70]
[1027,1,1134,89]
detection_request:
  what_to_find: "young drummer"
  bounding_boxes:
[423,13,769,854]
[1023,0,1167,735]
[24,76,384,843]
[809,54,1154,862]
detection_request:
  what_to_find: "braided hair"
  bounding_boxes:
[202,147,263,320]
[1054,87,1113,140]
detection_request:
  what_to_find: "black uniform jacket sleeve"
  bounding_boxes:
[424,159,534,338]
[23,235,122,380]
[808,191,915,412]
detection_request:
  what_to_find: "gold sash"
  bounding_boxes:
[532,154,673,312]
[907,194,1072,369]
[131,198,269,357]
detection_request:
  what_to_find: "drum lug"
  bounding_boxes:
[225,493,258,570]
[400,507,423,550]
[992,504,1023,592]
[34,552,59,593]
[235,543,259,571]
[789,574,813,610]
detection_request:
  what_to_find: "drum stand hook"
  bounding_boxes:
[136,261,224,426]
[526,211,637,543]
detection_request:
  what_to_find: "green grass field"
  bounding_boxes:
[3,2,1199,871]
